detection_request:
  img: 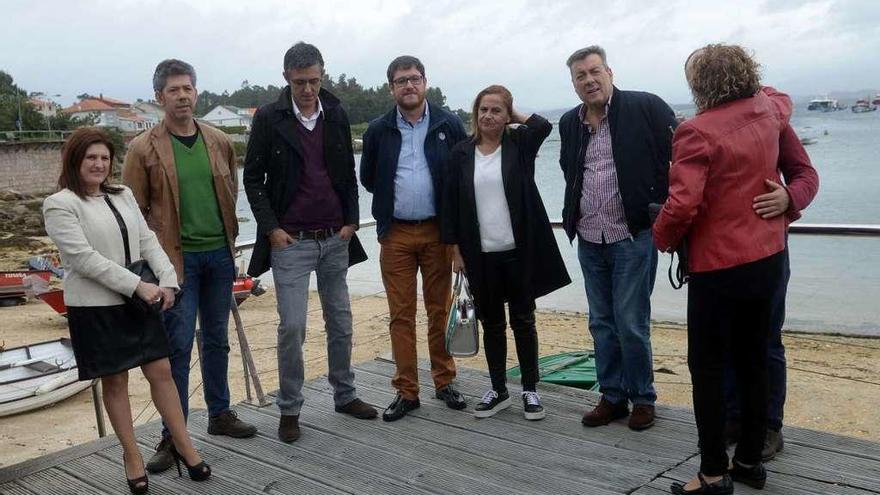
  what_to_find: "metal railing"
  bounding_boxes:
[233,221,880,253]
[0,130,73,143]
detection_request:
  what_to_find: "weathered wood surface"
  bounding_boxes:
[1,358,878,494]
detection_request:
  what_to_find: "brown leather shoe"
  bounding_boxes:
[581,398,629,427]
[335,398,378,419]
[278,414,300,443]
[628,404,655,430]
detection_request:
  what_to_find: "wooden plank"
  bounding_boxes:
[366,356,699,424]
[767,442,880,492]
[663,454,880,495]
[295,378,678,493]
[246,395,624,495]
[0,481,40,494]
[186,411,502,495]
[784,426,880,463]
[0,433,119,484]
[430,358,700,424]
[357,358,700,431]
[13,466,115,494]
[639,474,877,495]
[345,362,699,458]
[60,453,206,495]
[134,429,347,495]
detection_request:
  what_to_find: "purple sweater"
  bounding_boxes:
[280,117,344,232]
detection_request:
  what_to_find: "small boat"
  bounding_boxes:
[0,338,91,417]
[807,97,843,112]
[872,94,880,106]
[508,350,599,391]
[851,99,877,113]
[0,270,52,300]
[36,276,263,317]
[800,137,819,146]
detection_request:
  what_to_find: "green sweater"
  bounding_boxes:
[171,134,227,252]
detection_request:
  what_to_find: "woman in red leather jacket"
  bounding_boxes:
[653,44,790,495]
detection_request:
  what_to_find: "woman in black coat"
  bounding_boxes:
[442,85,570,420]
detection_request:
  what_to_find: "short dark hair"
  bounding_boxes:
[153,59,197,93]
[566,45,607,68]
[283,42,324,72]
[58,127,123,198]
[386,55,425,83]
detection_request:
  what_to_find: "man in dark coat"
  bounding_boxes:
[359,55,468,422]
[559,45,677,431]
[243,42,377,443]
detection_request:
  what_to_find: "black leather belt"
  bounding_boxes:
[289,228,336,240]
[392,217,436,225]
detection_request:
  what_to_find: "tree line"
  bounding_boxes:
[0,71,96,132]
[196,74,471,126]
[1,69,472,133]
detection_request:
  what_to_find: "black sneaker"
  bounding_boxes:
[207,410,257,438]
[474,390,511,418]
[145,436,174,473]
[521,391,546,420]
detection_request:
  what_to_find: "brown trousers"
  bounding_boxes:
[379,221,456,400]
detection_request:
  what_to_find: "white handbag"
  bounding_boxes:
[444,272,480,357]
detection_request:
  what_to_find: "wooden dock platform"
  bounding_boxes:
[1,358,878,494]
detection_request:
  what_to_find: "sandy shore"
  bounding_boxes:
[1,284,878,468]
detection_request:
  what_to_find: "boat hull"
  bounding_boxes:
[507,351,599,390]
[0,338,89,417]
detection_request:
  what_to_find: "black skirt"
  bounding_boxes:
[67,304,170,380]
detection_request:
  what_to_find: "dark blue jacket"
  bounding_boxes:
[360,102,467,238]
[559,86,677,241]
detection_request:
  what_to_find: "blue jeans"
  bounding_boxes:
[577,230,657,405]
[271,234,357,416]
[162,247,234,438]
[724,246,790,431]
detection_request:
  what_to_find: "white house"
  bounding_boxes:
[29,98,60,118]
[61,96,160,132]
[132,101,164,128]
[201,105,253,130]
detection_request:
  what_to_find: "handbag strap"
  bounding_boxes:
[103,195,132,266]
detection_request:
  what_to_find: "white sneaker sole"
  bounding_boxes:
[524,409,546,421]
[473,397,511,418]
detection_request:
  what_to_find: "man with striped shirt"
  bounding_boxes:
[558,46,678,431]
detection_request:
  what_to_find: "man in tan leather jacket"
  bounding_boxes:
[123,58,257,474]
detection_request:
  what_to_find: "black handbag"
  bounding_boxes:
[648,203,689,289]
[104,196,162,313]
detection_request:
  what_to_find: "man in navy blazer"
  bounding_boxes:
[360,55,468,422]
[558,45,677,431]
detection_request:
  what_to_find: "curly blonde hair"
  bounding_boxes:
[686,44,762,111]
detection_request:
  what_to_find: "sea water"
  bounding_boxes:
[235,107,880,336]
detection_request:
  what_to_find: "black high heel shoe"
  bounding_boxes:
[170,445,211,481]
[122,454,149,494]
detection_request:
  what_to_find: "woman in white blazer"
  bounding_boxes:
[43,128,210,493]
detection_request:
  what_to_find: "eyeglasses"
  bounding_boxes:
[392,75,424,88]
[291,78,321,88]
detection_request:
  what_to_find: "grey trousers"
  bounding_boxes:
[270,234,357,415]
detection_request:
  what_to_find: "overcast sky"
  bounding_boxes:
[4,0,879,110]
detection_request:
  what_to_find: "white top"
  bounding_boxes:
[43,186,178,307]
[292,98,324,131]
[474,145,516,252]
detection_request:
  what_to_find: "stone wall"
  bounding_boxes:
[0,141,63,195]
